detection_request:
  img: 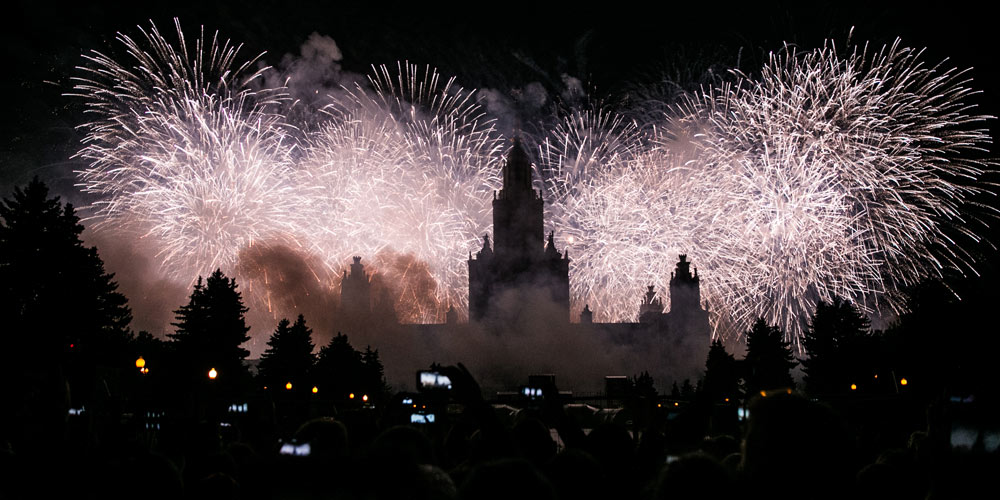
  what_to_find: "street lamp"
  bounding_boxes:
[136,356,148,374]
[208,368,218,380]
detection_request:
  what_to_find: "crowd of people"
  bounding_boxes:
[1,363,995,499]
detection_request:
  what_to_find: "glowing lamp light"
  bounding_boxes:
[135,356,146,369]
[851,384,857,391]
[724,398,730,402]
[312,386,318,394]
[208,368,218,380]
[900,378,908,386]
[285,382,293,390]
[760,391,767,397]
[657,403,662,408]
[362,394,369,402]
[673,402,679,407]
[349,393,355,399]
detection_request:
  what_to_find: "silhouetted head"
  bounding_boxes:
[655,453,734,500]
[371,425,435,466]
[701,434,739,461]
[512,418,555,466]
[586,423,635,468]
[740,393,853,499]
[293,417,349,462]
[459,458,556,500]
[191,472,238,500]
[544,448,608,500]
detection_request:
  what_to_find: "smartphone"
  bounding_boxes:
[410,413,436,424]
[950,395,1000,453]
[522,386,544,399]
[417,370,452,391]
[279,441,312,456]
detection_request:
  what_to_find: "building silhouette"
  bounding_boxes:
[335,139,711,381]
[468,138,570,322]
[340,256,371,322]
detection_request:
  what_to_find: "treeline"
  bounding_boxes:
[0,178,388,450]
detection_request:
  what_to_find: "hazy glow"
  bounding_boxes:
[72,22,995,343]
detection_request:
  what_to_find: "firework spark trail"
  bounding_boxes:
[554,37,995,344]
[698,38,994,343]
[543,111,729,330]
[71,23,995,342]
[304,62,504,320]
[72,19,311,279]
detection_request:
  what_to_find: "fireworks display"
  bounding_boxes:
[71,21,995,343]
[71,20,307,276]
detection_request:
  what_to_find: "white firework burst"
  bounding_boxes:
[72,19,309,279]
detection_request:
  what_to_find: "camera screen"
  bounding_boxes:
[410,413,436,424]
[522,387,543,398]
[279,442,312,456]
[419,371,452,390]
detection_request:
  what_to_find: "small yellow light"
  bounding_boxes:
[657,403,662,408]
[874,374,878,379]
[208,368,218,380]
[724,398,729,402]
[850,384,857,391]
[412,404,417,408]
[285,382,293,390]
[140,367,148,374]
[900,378,908,386]
[786,388,792,394]
[760,390,767,397]
[263,386,268,390]
[135,356,146,369]
[312,386,318,394]
[349,393,355,399]
[673,402,679,407]
[362,394,369,402]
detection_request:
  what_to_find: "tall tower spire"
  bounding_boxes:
[469,137,570,322]
[493,138,544,271]
[500,137,535,198]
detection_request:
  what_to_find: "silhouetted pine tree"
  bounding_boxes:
[258,315,316,391]
[169,269,251,389]
[702,340,740,402]
[315,332,363,400]
[670,382,681,399]
[632,371,658,400]
[360,345,391,402]
[680,379,695,400]
[802,297,873,395]
[744,318,797,395]
[0,178,132,415]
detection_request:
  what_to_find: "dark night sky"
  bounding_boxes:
[3,0,997,195]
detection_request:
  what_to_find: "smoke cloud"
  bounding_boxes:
[82,227,188,338]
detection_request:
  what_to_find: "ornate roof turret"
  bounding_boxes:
[477,234,493,260]
[544,231,560,259]
[499,137,537,201]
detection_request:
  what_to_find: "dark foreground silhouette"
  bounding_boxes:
[2,362,998,500]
